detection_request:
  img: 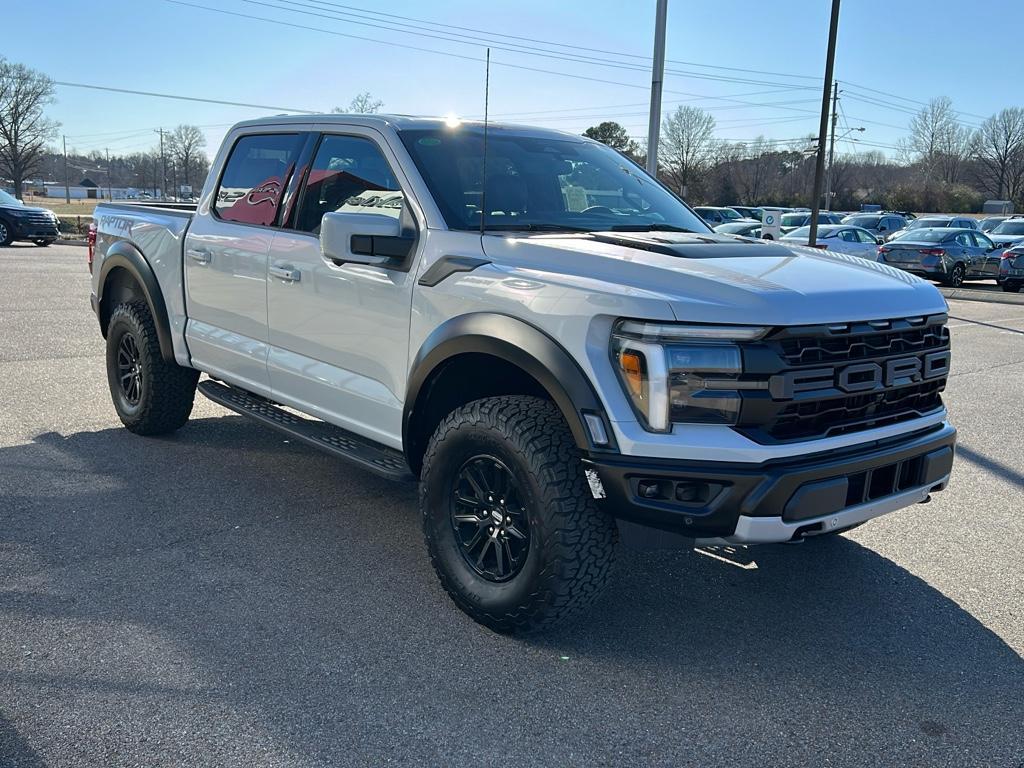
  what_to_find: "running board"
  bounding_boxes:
[197,380,414,483]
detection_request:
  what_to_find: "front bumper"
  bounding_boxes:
[586,423,956,543]
[10,219,59,240]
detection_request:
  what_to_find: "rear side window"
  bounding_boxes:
[295,134,404,234]
[214,133,304,226]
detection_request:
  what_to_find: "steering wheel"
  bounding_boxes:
[580,205,614,215]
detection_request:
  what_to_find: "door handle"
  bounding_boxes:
[270,263,301,282]
[187,248,211,264]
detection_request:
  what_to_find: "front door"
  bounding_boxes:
[184,130,307,394]
[266,128,420,448]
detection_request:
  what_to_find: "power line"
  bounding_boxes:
[285,0,823,82]
[251,0,820,91]
[52,80,318,113]
[166,0,826,112]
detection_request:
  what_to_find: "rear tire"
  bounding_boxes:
[105,300,199,435]
[0,220,12,246]
[420,396,617,634]
[1002,282,1021,293]
[944,263,965,287]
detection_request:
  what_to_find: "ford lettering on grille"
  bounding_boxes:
[769,350,951,400]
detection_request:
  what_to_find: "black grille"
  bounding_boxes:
[778,321,948,366]
[737,314,949,444]
[768,380,944,441]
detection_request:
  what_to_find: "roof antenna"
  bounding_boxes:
[479,48,491,237]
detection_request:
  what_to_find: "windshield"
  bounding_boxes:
[907,218,949,229]
[719,208,742,221]
[398,127,711,233]
[991,220,1024,235]
[980,218,1005,231]
[716,221,757,234]
[843,215,880,228]
[0,190,22,206]
[781,213,808,227]
[783,226,837,240]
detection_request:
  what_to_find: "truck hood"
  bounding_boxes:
[481,231,947,325]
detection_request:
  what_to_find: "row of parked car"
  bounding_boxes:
[695,205,1024,292]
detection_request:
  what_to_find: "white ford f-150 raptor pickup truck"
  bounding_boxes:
[89,115,956,632]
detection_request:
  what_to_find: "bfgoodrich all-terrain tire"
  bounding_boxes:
[105,300,199,435]
[420,396,617,634]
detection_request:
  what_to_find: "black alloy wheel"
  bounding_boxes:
[116,332,143,406]
[947,263,965,288]
[450,455,531,582]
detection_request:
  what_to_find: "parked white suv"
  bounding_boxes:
[89,115,956,632]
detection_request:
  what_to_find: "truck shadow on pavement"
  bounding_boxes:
[1,417,1022,766]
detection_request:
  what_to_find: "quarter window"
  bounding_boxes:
[295,134,404,233]
[214,133,304,226]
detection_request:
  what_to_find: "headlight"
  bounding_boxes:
[610,320,768,432]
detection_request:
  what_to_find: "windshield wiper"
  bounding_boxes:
[481,223,594,233]
[608,223,696,233]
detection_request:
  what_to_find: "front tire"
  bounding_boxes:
[420,396,617,633]
[0,220,12,246]
[105,300,199,435]
[1002,281,1021,293]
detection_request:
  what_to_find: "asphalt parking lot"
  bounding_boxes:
[1,243,1022,767]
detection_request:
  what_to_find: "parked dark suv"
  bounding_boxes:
[0,190,60,246]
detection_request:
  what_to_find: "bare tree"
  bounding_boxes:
[167,124,207,194]
[333,92,384,114]
[907,97,969,183]
[971,107,1024,202]
[0,58,59,196]
[659,105,716,197]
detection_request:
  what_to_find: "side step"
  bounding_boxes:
[197,380,415,483]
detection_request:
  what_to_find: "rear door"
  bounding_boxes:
[184,129,308,393]
[952,231,982,276]
[972,231,1000,276]
[264,126,422,448]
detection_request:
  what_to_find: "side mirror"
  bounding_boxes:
[320,212,413,266]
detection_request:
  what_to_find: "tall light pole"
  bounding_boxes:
[809,0,841,246]
[645,0,668,178]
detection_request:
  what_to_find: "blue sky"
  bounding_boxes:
[6,0,1020,159]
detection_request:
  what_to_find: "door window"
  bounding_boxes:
[839,229,859,242]
[295,134,404,233]
[214,133,304,226]
[954,232,973,247]
[973,232,994,249]
[856,229,877,243]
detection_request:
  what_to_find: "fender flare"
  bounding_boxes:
[96,241,175,362]
[403,313,616,464]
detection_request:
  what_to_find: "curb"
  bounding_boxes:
[939,287,1024,306]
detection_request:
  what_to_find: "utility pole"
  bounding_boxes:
[155,128,166,200]
[824,81,839,211]
[809,0,841,247]
[62,135,71,204]
[105,148,113,201]
[645,0,668,178]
